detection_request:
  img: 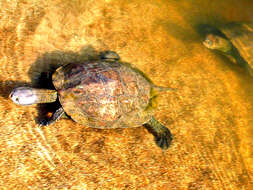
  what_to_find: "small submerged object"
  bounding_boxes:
[203,23,253,75]
[10,51,176,150]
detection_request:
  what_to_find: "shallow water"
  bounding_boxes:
[0,0,253,189]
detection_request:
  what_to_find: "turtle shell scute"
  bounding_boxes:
[53,60,152,128]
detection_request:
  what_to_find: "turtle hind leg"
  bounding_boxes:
[39,107,66,127]
[143,116,172,150]
[100,51,120,62]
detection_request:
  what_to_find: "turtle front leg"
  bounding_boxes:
[143,116,173,150]
[39,107,66,127]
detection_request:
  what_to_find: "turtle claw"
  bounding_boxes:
[39,107,65,127]
[39,119,49,127]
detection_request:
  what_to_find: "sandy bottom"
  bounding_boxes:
[1,0,253,189]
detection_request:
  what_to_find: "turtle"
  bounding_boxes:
[9,51,175,150]
[202,22,253,76]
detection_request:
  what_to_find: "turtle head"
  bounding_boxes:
[10,87,38,105]
[10,87,57,106]
[203,34,232,53]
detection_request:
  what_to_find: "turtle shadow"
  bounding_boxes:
[195,24,227,39]
[0,80,31,99]
[28,45,99,88]
[195,22,247,41]
[156,20,198,43]
[26,45,101,123]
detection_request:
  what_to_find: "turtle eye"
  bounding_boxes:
[206,39,213,46]
[15,97,19,102]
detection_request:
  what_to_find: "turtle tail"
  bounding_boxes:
[151,85,177,97]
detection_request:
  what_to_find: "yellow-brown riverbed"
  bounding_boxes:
[1,0,253,189]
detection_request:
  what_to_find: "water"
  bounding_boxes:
[1,0,253,189]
